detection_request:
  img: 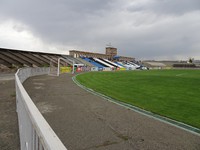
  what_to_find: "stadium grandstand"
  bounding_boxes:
[1,46,197,73]
[0,46,136,72]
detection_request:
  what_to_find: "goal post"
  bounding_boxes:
[49,57,75,76]
[57,57,75,75]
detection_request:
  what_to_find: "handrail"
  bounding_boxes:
[15,67,67,150]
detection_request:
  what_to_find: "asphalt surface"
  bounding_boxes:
[0,73,20,150]
[23,73,200,150]
[0,73,15,81]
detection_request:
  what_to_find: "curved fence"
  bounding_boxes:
[15,67,67,150]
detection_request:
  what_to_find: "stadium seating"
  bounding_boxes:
[81,57,105,68]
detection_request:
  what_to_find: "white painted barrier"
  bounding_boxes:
[15,67,67,150]
[103,67,112,71]
[91,67,98,71]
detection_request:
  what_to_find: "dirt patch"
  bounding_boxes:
[36,102,61,114]
[0,78,20,150]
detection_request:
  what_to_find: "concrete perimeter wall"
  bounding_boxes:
[15,67,67,150]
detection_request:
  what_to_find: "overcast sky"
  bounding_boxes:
[0,0,200,60]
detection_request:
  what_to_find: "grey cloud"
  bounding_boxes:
[0,0,200,60]
[0,0,114,40]
[127,0,200,15]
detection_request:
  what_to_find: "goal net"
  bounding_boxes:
[49,58,74,76]
[49,59,59,76]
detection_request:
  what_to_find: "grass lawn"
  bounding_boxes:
[76,69,200,128]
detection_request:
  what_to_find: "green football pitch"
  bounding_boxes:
[76,69,200,128]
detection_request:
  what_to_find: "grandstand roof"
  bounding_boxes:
[0,47,68,69]
[146,62,166,67]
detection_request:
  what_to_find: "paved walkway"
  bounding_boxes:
[24,73,200,150]
[0,73,20,150]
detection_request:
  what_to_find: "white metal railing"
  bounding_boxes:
[15,67,67,150]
